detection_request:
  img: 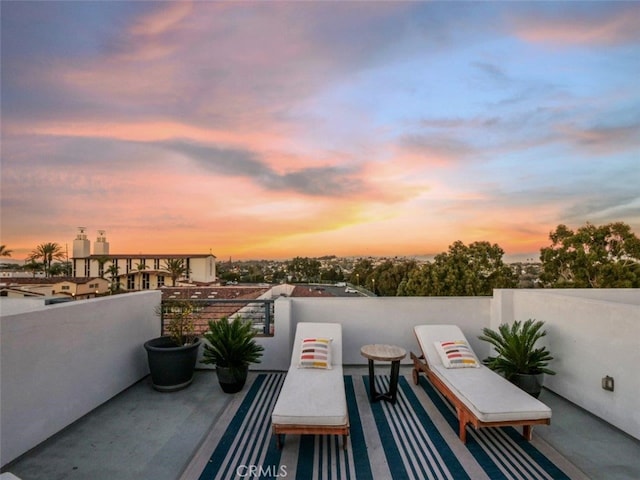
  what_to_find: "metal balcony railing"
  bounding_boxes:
[160,298,275,337]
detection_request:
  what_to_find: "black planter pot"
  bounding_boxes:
[511,373,545,398]
[216,365,249,394]
[144,336,201,392]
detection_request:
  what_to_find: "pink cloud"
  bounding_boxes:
[9,119,287,153]
[511,7,640,46]
[557,122,640,155]
[129,1,194,37]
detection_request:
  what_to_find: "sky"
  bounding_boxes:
[1,1,639,262]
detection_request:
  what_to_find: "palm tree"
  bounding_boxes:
[136,262,148,290]
[163,258,189,286]
[28,242,65,278]
[106,264,121,293]
[49,263,65,277]
[59,261,72,276]
[0,245,12,257]
[23,260,43,277]
[95,256,110,279]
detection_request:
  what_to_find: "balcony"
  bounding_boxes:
[1,289,639,479]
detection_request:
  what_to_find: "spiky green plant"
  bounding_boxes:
[478,319,556,380]
[201,316,264,369]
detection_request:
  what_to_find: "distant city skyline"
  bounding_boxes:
[2,2,639,261]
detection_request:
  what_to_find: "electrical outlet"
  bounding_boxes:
[601,376,614,392]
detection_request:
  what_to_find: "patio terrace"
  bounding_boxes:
[1,289,639,479]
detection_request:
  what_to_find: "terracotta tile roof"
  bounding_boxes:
[4,277,102,285]
[290,286,336,297]
[159,286,271,336]
[0,286,45,296]
[160,286,270,300]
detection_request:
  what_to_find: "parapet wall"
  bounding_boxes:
[493,288,640,440]
[1,291,160,466]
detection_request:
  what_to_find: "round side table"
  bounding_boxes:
[360,344,407,404]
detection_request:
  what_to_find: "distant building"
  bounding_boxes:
[0,271,45,279]
[70,228,216,291]
[0,277,110,299]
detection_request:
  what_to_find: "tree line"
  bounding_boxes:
[219,221,640,294]
[4,221,640,293]
[0,242,70,277]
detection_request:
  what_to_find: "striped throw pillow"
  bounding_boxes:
[434,340,480,368]
[299,337,332,369]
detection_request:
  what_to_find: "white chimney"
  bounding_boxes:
[73,227,91,258]
[94,230,110,255]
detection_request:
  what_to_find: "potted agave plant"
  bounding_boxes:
[144,300,202,392]
[201,316,264,394]
[478,319,556,398]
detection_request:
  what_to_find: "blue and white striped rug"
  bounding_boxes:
[189,373,585,480]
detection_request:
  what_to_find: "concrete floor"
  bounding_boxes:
[2,371,230,480]
[536,389,640,480]
[3,369,639,480]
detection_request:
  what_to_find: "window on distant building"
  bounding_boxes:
[142,273,150,289]
[154,258,160,270]
[157,275,165,287]
[85,259,90,277]
[127,275,135,290]
[61,285,70,290]
[126,259,132,272]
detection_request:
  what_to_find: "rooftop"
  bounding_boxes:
[3,370,638,480]
[1,289,639,479]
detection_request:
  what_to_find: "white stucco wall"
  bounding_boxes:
[253,297,295,370]
[244,296,491,371]
[287,296,492,365]
[188,256,216,283]
[1,291,161,466]
[0,298,52,315]
[494,289,640,440]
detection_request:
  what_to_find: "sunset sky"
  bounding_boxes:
[2,1,639,261]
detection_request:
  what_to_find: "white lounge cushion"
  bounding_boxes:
[271,365,347,426]
[431,364,551,423]
[272,322,348,427]
[414,324,551,423]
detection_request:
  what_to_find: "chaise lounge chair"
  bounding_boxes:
[411,324,551,443]
[271,322,350,449]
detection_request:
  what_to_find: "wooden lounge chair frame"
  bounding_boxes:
[273,424,349,450]
[411,325,550,444]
